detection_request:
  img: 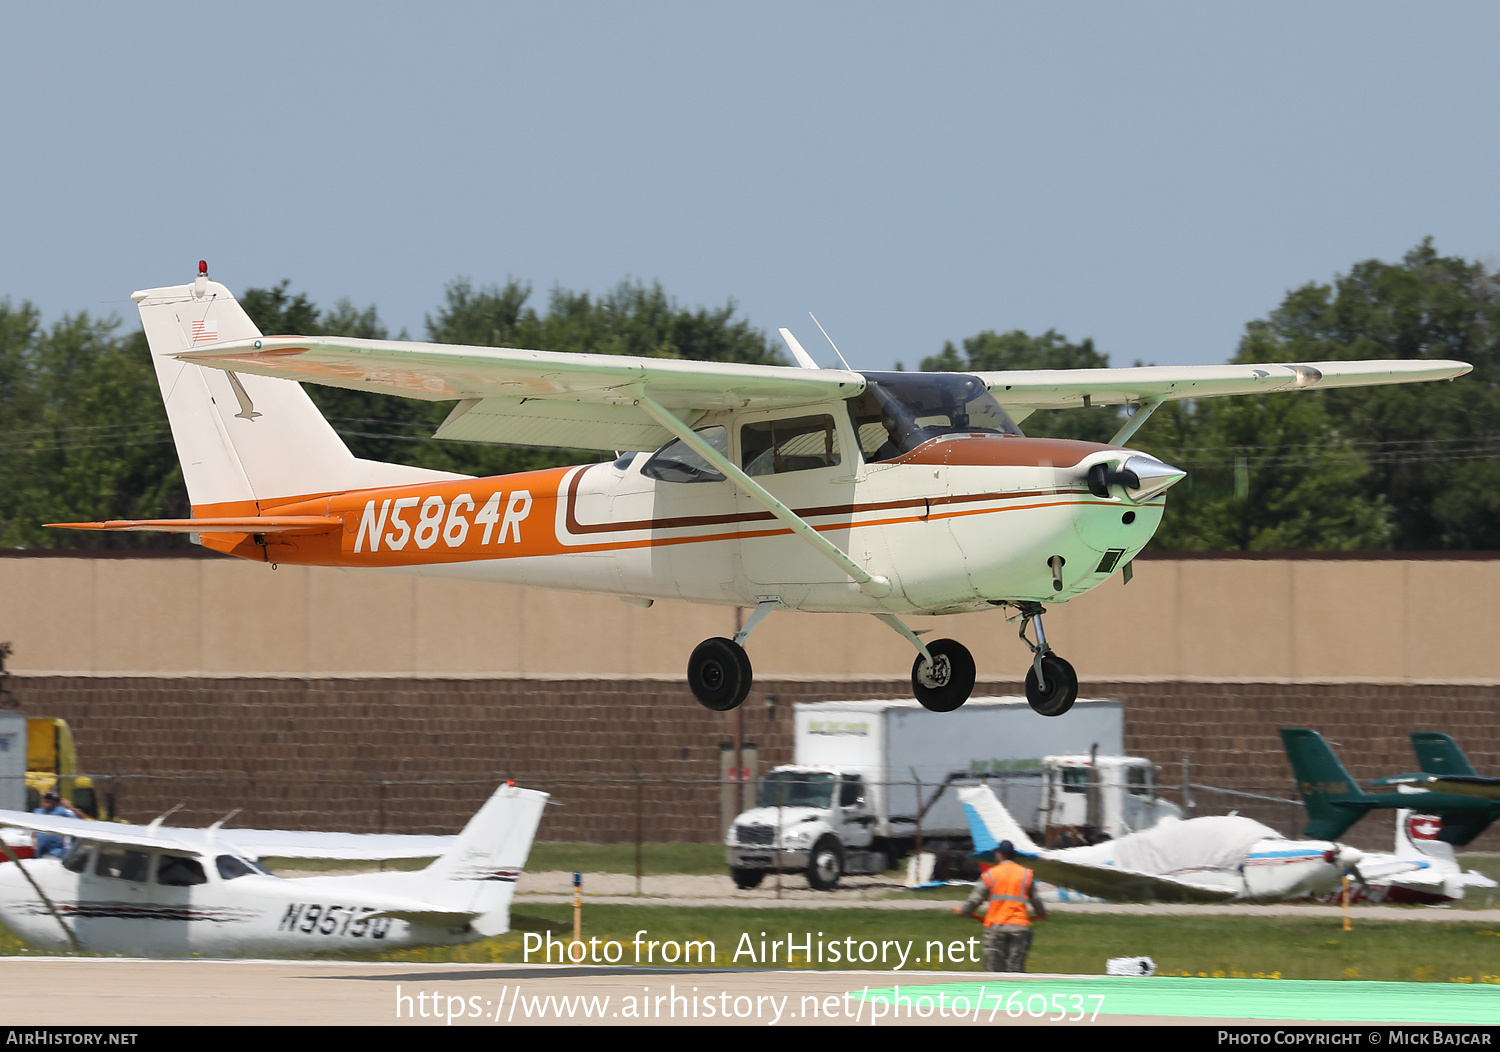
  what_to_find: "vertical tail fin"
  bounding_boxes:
[133,269,462,514]
[1410,732,1478,777]
[420,784,548,937]
[957,785,1042,858]
[1279,728,1379,840]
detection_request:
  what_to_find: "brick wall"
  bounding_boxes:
[7,676,1498,851]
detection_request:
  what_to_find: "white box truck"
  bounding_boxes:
[724,697,1179,889]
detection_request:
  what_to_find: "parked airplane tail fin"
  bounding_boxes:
[421,784,549,937]
[1411,732,1478,777]
[131,267,461,516]
[956,785,1043,858]
[1392,809,1459,864]
[1279,728,1380,840]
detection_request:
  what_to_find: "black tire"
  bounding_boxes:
[1025,654,1078,716]
[806,837,843,891]
[688,637,753,711]
[910,638,976,712]
[731,867,764,890]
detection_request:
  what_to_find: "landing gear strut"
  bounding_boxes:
[875,614,976,712]
[1016,602,1077,716]
[687,599,778,711]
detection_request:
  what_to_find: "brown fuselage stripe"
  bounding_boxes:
[562,464,1091,536]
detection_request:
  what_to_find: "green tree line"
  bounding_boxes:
[1,243,1495,551]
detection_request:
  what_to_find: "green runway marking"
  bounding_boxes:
[856,978,1500,1023]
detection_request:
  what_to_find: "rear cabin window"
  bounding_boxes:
[741,415,841,476]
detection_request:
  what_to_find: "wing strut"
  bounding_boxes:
[0,840,81,951]
[634,391,892,597]
[1110,399,1162,447]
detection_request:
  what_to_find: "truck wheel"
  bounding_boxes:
[731,867,764,890]
[807,838,843,891]
[911,639,975,712]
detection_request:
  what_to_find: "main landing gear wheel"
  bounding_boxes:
[807,837,843,891]
[910,638,976,713]
[1025,654,1078,716]
[688,637,753,711]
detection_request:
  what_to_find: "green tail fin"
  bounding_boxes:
[1411,732,1477,777]
[1279,728,1379,840]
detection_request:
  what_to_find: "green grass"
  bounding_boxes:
[379,906,1500,983]
[524,842,727,876]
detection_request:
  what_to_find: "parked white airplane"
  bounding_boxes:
[52,266,1470,716]
[1324,808,1498,905]
[0,783,546,956]
[957,785,1357,902]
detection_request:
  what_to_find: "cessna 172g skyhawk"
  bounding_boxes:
[0,783,547,956]
[53,265,1470,716]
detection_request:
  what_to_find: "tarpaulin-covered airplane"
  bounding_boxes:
[956,784,1359,902]
[51,265,1470,716]
[0,783,546,956]
[1282,729,1500,844]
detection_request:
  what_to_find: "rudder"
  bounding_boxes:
[133,266,463,515]
[1411,732,1478,777]
[1279,728,1378,840]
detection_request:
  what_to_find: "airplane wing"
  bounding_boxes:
[1368,774,1500,801]
[215,829,453,862]
[176,336,865,452]
[975,360,1471,413]
[1019,856,1240,904]
[0,811,194,855]
[0,810,452,863]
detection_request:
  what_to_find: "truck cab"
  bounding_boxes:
[724,765,886,891]
[1038,754,1182,846]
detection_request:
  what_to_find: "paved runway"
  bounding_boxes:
[2,958,1496,1027]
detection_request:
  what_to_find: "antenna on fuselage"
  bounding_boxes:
[146,804,184,835]
[809,313,853,371]
[778,328,822,370]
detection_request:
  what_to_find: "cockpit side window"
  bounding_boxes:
[641,426,728,483]
[740,415,841,476]
[156,854,207,887]
[850,372,1023,461]
[61,840,94,874]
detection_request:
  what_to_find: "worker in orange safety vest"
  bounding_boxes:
[954,839,1049,971]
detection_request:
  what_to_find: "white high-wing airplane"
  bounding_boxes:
[52,265,1471,716]
[0,783,546,956]
[1330,809,1498,905]
[956,785,1360,902]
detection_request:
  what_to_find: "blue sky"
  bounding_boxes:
[3,2,1497,369]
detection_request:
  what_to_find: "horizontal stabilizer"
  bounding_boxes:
[46,516,343,536]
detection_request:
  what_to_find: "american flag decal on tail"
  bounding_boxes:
[191,319,219,342]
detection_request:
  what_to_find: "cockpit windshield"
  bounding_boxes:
[848,371,1022,462]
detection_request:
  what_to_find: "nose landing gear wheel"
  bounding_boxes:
[688,637,753,711]
[910,638,976,712]
[1025,654,1078,716]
